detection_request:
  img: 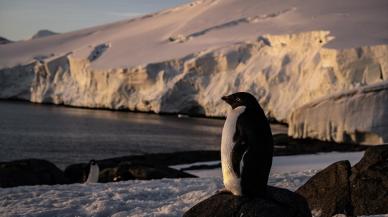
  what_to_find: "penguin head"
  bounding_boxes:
[222,92,260,109]
[89,159,97,165]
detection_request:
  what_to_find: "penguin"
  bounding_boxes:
[85,159,99,183]
[221,92,273,197]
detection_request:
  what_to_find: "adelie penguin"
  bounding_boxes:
[85,159,99,183]
[221,92,273,197]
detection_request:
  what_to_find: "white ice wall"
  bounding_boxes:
[1,0,388,144]
[288,81,388,145]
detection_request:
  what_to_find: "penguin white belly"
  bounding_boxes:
[221,106,246,196]
[86,164,99,183]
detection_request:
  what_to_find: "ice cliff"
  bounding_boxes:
[289,81,388,145]
[0,0,387,144]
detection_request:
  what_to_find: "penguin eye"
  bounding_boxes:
[235,97,241,102]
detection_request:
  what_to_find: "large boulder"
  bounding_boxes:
[296,161,352,217]
[0,159,68,187]
[64,163,90,183]
[296,145,388,217]
[350,145,388,216]
[184,187,311,217]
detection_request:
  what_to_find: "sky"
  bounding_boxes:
[0,0,190,41]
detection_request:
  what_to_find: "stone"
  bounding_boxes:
[296,145,388,217]
[184,186,311,217]
[0,159,68,187]
[350,145,388,216]
[98,162,196,183]
[65,160,196,183]
[296,161,352,217]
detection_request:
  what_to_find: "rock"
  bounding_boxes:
[184,186,311,217]
[31,29,58,39]
[65,159,197,183]
[350,145,388,216]
[0,159,68,187]
[296,145,388,217]
[98,162,196,183]
[0,36,12,45]
[64,151,218,183]
[63,163,89,183]
[296,161,352,217]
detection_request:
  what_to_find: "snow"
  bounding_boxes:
[289,81,388,144]
[0,0,387,142]
[0,178,222,217]
[0,152,369,217]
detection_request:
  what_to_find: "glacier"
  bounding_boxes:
[0,0,387,144]
[289,81,388,145]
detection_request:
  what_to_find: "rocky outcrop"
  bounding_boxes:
[63,151,213,183]
[99,163,196,182]
[0,36,12,45]
[289,81,388,145]
[0,159,68,188]
[350,145,388,216]
[296,145,388,217]
[31,29,58,39]
[296,161,352,217]
[65,162,195,183]
[184,187,311,217]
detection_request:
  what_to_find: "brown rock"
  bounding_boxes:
[184,186,311,217]
[0,159,68,187]
[296,160,352,217]
[99,162,196,183]
[350,145,388,216]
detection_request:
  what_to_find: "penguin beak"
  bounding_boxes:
[221,95,233,105]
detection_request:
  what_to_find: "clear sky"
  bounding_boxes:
[0,0,190,41]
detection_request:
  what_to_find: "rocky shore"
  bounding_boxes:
[184,145,388,217]
[0,137,368,188]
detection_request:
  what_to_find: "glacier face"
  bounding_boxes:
[289,81,388,145]
[1,0,388,144]
[0,31,387,122]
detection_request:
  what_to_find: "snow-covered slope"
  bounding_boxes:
[289,81,388,145]
[0,0,387,141]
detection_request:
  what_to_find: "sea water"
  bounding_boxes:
[0,101,222,169]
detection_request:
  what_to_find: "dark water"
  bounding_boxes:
[0,101,224,169]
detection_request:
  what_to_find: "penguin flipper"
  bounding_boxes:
[231,125,248,178]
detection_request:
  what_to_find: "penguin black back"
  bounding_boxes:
[221,92,273,197]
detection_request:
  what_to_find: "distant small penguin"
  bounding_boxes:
[221,92,273,197]
[85,159,99,183]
